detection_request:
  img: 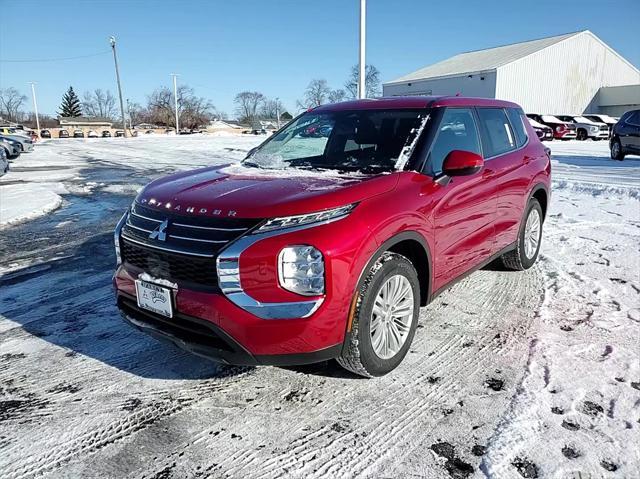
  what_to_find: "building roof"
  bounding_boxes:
[385,31,583,85]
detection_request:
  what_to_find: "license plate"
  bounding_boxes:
[135,280,173,318]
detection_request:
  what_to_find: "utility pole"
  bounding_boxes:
[275,97,281,129]
[28,82,41,134]
[109,36,127,137]
[358,0,366,99]
[170,73,180,134]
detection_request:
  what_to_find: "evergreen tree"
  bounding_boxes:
[59,86,82,117]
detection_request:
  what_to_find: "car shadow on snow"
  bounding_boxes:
[1,207,250,382]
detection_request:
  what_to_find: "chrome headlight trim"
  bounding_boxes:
[216,220,333,320]
[114,210,129,265]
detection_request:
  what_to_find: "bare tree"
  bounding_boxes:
[345,64,381,99]
[0,88,28,122]
[234,91,265,124]
[146,85,217,129]
[298,79,331,110]
[82,89,118,119]
[260,98,285,119]
[328,89,347,103]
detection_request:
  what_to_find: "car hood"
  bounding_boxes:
[136,163,400,218]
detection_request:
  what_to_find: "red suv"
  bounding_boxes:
[113,97,550,377]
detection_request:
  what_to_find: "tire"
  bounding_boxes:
[501,199,543,271]
[338,252,420,378]
[576,129,587,141]
[610,138,625,161]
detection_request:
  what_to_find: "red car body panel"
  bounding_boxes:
[113,96,551,364]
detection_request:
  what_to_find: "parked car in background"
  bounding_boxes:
[113,96,551,377]
[0,136,22,159]
[527,118,553,141]
[556,115,608,141]
[0,132,34,152]
[41,129,51,138]
[73,129,85,138]
[0,146,9,177]
[115,130,125,137]
[0,127,30,138]
[87,130,99,138]
[59,129,70,138]
[610,109,640,160]
[584,114,618,136]
[102,130,112,137]
[527,114,576,140]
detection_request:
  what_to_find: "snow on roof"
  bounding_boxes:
[385,31,582,85]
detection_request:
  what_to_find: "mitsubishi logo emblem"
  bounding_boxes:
[149,219,168,241]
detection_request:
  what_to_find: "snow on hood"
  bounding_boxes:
[137,163,400,218]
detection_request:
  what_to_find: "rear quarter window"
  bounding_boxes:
[505,108,528,147]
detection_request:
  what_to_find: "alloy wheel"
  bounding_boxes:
[524,208,541,259]
[370,274,414,360]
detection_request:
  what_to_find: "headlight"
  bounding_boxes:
[278,245,324,296]
[256,204,356,233]
[590,126,598,132]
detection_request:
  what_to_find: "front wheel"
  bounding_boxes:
[501,199,543,271]
[576,129,587,141]
[610,139,625,161]
[338,252,419,377]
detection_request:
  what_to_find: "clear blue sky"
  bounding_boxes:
[1,0,638,118]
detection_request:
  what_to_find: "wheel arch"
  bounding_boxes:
[359,231,432,307]
[529,183,549,220]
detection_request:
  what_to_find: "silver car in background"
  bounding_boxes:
[0,136,22,159]
[557,115,609,141]
[0,133,34,152]
[0,146,9,177]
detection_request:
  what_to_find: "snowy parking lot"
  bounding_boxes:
[0,136,639,478]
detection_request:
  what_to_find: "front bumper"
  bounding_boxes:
[21,142,34,152]
[117,291,342,365]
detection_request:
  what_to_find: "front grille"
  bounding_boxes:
[122,241,219,287]
[119,202,263,289]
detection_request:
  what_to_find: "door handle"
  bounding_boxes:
[482,169,494,179]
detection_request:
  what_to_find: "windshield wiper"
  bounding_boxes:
[242,160,263,169]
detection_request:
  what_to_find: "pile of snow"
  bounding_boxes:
[0,182,67,226]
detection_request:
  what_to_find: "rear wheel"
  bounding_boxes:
[501,199,543,271]
[338,252,419,377]
[610,139,625,161]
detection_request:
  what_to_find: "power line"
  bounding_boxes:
[0,51,110,63]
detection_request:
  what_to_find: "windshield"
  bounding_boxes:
[244,108,427,174]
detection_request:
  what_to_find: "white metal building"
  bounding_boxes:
[383,31,640,115]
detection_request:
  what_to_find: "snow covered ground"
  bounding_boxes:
[0,137,638,478]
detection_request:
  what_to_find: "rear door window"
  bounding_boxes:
[426,108,481,176]
[477,108,517,158]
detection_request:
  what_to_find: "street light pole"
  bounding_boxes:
[275,97,281,129]
[170,73,180,134]
[358,0,366,99]
[126,98,133,130]
[109,36,127,137]
[28,82,41,134]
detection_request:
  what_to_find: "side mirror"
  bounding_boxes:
[442,150,484,177]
